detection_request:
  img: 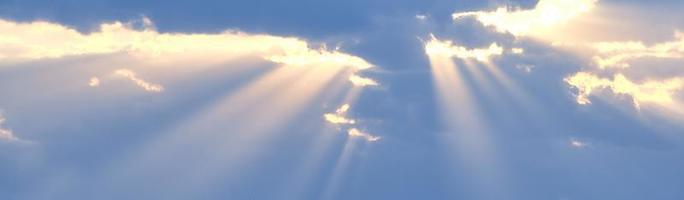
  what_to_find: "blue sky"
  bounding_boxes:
[1,0,684,199]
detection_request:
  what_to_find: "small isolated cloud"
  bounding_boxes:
[511,48,525,54]
[453,0,598,36]
[89,77,100,87]
[565,72,684,108]
[114,69,164,92]
[516,64,534,74]
[324,104,356,124]
[348,128,380,142]
[349,75,378,87]
[424,35,503,62]
[569,138,588,148]
[592,32,684,68]
[415,14,427,21]
[0,114,20,142]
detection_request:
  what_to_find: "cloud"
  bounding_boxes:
[0,114,20,142]
[324,104,356,125]
[89,77,101,87]
[453,0,598,36]
[591,32,684,68]
[565,72,684,108]
[347,128,380,142]
[348,75,378,87]
[569,138,588,148]
[0,18,373,71]
[424,35,503,62]
[114,69,164,92]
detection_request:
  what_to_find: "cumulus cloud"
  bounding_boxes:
[565,72,684,108]
[453,0,598,36]
[348,75,379,87]
[0,18,372,70]
[347,128,380,142]
[114,69,164,92]
[424,35,503,62]
[591,32,684,68]
[0,115,20,142]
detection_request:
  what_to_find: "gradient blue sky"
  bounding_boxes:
[1,0,684,199]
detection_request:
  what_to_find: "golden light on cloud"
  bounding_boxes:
[424,35,503,62]
[453,0,598,37]
[348,75,378,87]
[89,77,101,87]
[114,69,164,92]
[347,128,380,142]
[591,32,684,68]
[565,72,684,108]
[324,104,356,125]
[0,18,372,72]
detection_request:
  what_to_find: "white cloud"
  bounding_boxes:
[424,35,503,62]
[570,138,587,148]
[0,115,20,142]
[114,69,164,92]
[348,75,378,87]
[453,0,598,36]
[347,128,380,142]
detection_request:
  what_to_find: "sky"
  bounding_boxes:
[1,0,684,199]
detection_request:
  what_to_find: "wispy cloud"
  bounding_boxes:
[591,32,684,68]
[570,138,588,148]
[347,128,380,142]
[114,69,164,92]
[348,75,378,87]
[453,0,597,37]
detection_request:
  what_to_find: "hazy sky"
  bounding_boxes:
[1,0,684,199]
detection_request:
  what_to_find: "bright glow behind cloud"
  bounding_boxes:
[453,0,598,36]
